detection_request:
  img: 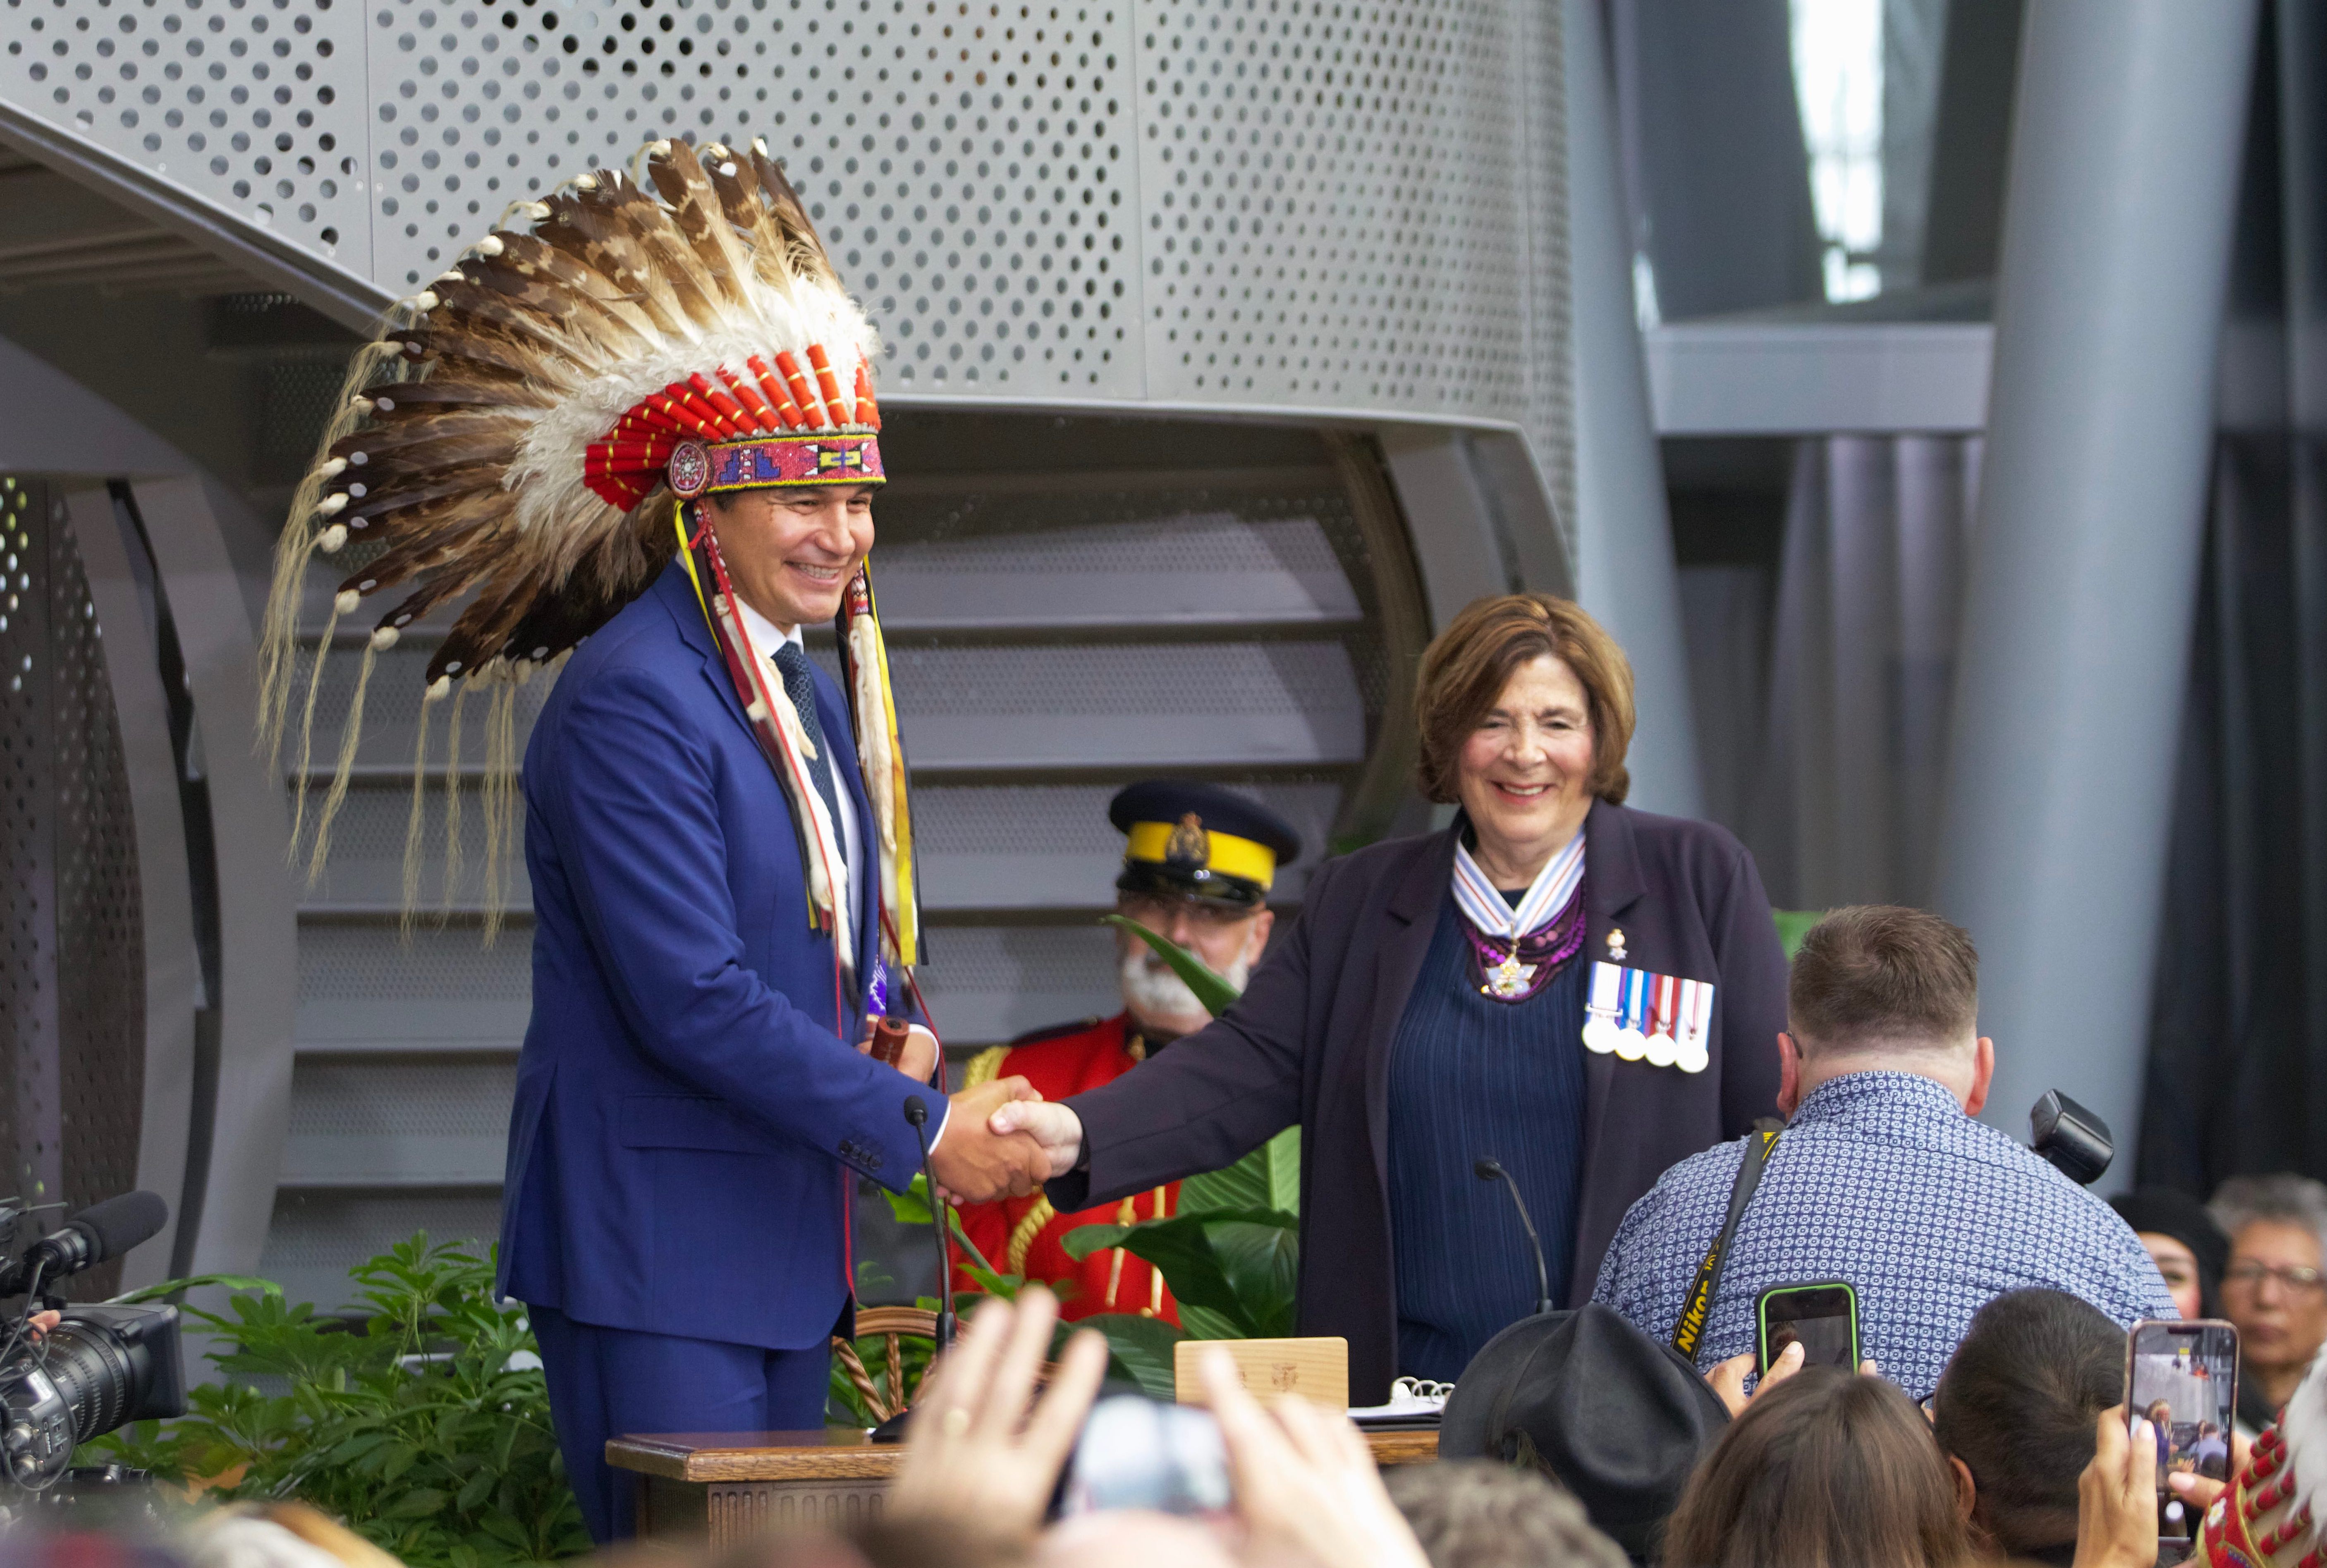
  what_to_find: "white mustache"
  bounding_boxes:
[1119,947,1251,1022]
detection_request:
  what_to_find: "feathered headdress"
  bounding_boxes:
[262,135,919,975]
[2205,1352,2327,1568]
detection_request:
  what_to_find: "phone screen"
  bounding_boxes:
[2127,1319,2239,1551]
[1061,1395,1231,1518]
[1760,1284,1858,1372]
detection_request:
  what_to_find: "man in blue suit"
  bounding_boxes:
[501,473,1051,1542]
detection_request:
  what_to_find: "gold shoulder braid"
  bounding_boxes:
[1005,1197,1055,1277]
[961,1045,1007,1090]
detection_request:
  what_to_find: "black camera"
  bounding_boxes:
[0,1190,184,1490]
[2030,1090,2114,1186]
[0,1305,186,1489]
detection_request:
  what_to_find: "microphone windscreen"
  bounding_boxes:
[68,1190,168,1262]
[903,1095,928,1127]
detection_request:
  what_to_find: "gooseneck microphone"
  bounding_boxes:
[902,1097,958,1351]
[1474,1158,1552,1317]
[1,1191,168,1299]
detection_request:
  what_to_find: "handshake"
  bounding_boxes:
[926,1076,1088,1202]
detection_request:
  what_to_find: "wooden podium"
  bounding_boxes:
[606,1427,1440,1545]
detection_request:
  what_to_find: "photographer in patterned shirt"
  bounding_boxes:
[1593,904,2176,1399]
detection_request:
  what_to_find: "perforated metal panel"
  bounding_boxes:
[0,0,1567,465]
[0,478,144,1299]
[259,1186,502,1310]
[283,1053,514,1183]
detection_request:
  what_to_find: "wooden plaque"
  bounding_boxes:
[1173,1337,1349,1408]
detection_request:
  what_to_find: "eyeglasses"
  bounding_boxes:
[2222,1261,2327,1294]
[1118,895,1258,930]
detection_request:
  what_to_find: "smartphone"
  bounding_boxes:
[2126,1319,2239,1554]
[1060,1394,1231,1517]
[1756,1281,1861,1373]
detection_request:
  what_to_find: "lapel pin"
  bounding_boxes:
[1605,927,1627,963]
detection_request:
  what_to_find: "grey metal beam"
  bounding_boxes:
[1564,0,1705,818]
[1935,0,2261,1179]
[1645,322,1994,436]
[132,475,300,1272]
[66,487,199,1292]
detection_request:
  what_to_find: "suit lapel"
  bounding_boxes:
[652,560,765,746]
[1363,825,1461,1192]
[1575,797,1645,1286]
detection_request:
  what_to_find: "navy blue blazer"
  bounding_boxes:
[1045,799,1787,1402]
[498,559,938,1351]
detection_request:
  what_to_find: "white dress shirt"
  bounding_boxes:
[734,599,864,956]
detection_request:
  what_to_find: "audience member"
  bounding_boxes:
[1383,1460,1628,1568]
[889,1286,1435,1568]
[1594,906,2175,1398]
[2071,1405,2163,1568]
[1661,1366,1973,1568]
[1437,1302,1731,1561]
[2111,1187,2230,1321]
[2210,1174,2327,1431]
[1929,1288,2125,1565]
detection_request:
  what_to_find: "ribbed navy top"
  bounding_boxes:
[1387,892,1589,1384]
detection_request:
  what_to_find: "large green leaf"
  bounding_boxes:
[1061,1208,1296,1339]
[1076,1312,1186,1400]
[1102,914,1241,1017]
[1181,1125,1301,1217]
[880,1174,1004,1280]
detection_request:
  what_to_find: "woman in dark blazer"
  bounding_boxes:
[997,594,1787,1401]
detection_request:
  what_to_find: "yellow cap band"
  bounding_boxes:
[1124,820,1277,890]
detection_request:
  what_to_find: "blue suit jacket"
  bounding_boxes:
[498,560,940,1350]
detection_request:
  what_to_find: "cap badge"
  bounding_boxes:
[1605,927,1628,963]
[1166,812,1210,870]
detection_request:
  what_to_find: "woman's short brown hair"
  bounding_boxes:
[1413,594,1636,806]
[1661,1368,1973,1568]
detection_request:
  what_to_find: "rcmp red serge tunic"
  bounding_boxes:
[952,1013,1181,1324]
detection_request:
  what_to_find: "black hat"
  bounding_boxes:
[2111,1187,2231,1316]
[1438,1305,1731,1563]
[1108,781,1301,909]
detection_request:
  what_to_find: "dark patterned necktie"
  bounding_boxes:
[771,641,846,858]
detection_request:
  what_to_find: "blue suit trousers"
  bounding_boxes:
[530,1304,832,1542]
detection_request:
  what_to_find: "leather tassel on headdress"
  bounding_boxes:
[263,134,899,958]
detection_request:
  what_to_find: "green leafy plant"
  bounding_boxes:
[84,1236,588,1567]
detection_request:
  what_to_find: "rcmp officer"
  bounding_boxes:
[953,781,1301,1322]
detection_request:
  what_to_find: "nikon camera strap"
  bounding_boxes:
[1671,1117,1784,1364]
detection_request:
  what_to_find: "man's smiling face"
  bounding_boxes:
[706,483,878,631]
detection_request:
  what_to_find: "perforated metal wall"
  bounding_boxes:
[0,0,1567,480]
[0,478,145,1300]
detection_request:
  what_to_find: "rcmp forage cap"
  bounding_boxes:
[1110,781,1301,909]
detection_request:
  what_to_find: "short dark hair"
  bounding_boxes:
[1384,1460,1627,1568]
[1787,904,1979,1053]
[1931,1289,2126,1561]
[1413,594,1636,806]
[1661,1368,1971,1568]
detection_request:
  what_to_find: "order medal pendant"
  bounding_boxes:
[1484,950,1535,1000]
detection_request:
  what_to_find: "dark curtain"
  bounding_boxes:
[2139,1,2327,1191]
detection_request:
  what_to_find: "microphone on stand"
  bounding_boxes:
[1474,1158,1552,1317]
[871,1096,959,1444]
[904,1096,958,1351]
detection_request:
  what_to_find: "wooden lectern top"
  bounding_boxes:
[605,1426,1438,1484]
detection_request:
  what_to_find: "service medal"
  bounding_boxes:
[1644,973,1680,1068]
[1676,977,1712,1073]
[1613,967,1649,1061]
[1581,961,1621,1053]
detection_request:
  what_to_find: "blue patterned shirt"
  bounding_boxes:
[1591,1071,2177,1397]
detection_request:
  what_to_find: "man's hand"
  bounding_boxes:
[2073,1405,2160,1568]
[988,1098,1086,1178]
[856,1017,940,1083]
[929,1076,1050,1200]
